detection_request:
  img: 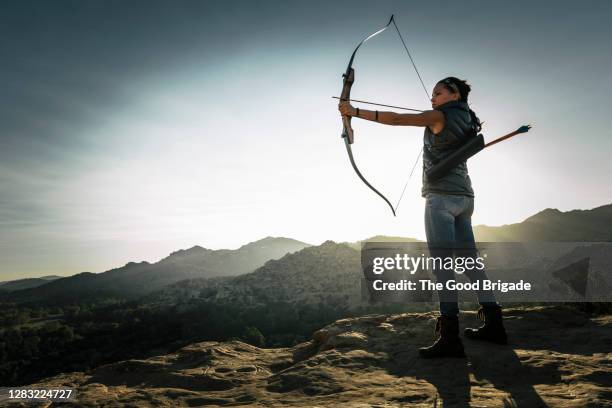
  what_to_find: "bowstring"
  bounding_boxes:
[391,17,429,100]
[390,16,430,214]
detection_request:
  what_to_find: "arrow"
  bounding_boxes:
[333,96,425,112]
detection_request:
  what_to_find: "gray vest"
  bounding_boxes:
[421,100,475,197]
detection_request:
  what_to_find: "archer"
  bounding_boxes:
[339,77,512,358]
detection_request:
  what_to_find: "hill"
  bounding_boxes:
[0,237,310,306]
[0,275,62,292]
[474,204,612,242]
[142,241,365,312]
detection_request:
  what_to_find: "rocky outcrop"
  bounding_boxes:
[8,306,611,407]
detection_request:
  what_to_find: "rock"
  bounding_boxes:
[324,331,368,350]
[7,306,611,407]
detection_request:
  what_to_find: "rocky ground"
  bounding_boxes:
[5,306,611,407]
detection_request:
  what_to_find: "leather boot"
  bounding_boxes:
[419,315,466,358]
[464,305,507,344]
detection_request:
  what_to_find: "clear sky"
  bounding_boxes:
[1,0,611,281]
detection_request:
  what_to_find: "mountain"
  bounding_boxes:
[140,203,612,311]
[343,235,422,250]
[0,237,310,306]
[20,305,611,407]
[142,241,366,312]
[0,275,63,292]
[474,203,612,242]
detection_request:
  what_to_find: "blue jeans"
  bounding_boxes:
[424,193,498,316]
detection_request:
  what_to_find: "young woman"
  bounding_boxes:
[338,77,507,358]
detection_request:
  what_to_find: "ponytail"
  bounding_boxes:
[468,109,482,133]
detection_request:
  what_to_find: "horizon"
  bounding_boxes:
[2,1,611,280]
[3,201,611,281]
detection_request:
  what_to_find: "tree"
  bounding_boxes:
[240,326,265,347]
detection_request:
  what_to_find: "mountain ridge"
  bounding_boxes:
[474,203,612,242]
[0,237,311,305]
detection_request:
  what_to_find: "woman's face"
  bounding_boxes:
[431,83,459,109]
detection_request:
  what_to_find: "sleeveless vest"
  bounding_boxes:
[421,100,476,197]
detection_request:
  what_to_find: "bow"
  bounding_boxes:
[340,15,430,216]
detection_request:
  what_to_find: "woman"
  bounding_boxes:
[338,77,507,358]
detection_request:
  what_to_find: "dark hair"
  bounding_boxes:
[437,76,482,133]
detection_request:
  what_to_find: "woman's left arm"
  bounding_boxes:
[363,109,441,127]
[339,101,442,128]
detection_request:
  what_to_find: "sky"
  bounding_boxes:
[1,0,611,281]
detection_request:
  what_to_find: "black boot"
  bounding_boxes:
[464,305,507,344]
[419,315,466,358]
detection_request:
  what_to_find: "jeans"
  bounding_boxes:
[424,192,498,316]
